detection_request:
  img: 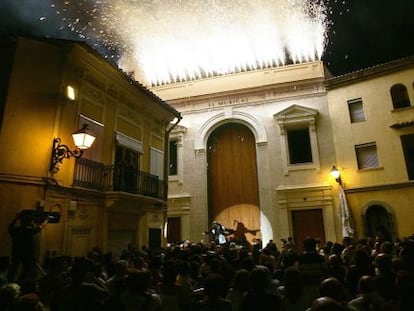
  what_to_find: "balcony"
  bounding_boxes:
[73,158,167,200]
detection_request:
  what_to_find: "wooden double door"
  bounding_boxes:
[207,123,261,245]
[291,209,326,253]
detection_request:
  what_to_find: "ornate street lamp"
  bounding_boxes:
[50,124,96,174]
[330,165,342,185]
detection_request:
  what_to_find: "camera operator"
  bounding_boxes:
[7,211,48,282]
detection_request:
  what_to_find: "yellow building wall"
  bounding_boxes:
[327,62,414,239]
[0,36,178,261]
[327,67,414,186]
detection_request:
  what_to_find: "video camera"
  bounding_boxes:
[20,209,61,224]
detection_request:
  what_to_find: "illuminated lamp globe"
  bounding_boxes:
[330,165,341,180]
[72,124,96,150]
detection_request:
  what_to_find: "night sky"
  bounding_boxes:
[1,0,413,77]
[323,0,414,75]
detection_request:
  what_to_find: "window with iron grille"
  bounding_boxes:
[348,98,365,123]
[355,142,379,169]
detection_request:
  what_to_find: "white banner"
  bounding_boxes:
[339,185,355,238]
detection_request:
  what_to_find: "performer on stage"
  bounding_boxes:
[204,221,228,245]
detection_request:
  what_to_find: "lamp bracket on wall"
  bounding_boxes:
[50,138,83,174]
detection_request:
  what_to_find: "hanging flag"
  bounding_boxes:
[339,185,355,238]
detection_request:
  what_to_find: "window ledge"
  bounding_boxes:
[391,106,414,113]
[168,175,179,181]
[287,163,316,172]
[357,166,384,172]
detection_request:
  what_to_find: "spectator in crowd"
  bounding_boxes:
[344,248,375,297]
[0,256,9,287]
[105,259,129,310]
[278,268,308,311]
[0,283,21,311]
[241,265,281,311]
[297,237,327,307]
[8,212,48,282]
[347,275,385,311]
[195,272,232,311]
[51,258,109,311]
[374,253,397,302]
[308,296,345,311]
[226,269,249,311]
[318,277,356,311]
[120,270,162,311]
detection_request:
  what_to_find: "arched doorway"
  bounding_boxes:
[364,205,394,242]
[207,123,261,247]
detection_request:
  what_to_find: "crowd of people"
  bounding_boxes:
[1,233,414,311]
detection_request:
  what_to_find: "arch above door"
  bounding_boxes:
[195,108,267,151]
[361,201,396,241]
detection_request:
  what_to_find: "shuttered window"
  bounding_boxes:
[150,147,164,180]
[78,115,104,162]
[355,142,379,169]
[348,98,365,123]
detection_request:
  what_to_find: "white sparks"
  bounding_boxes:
[53,0,328,86]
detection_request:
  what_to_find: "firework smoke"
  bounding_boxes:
[2,0,328,86]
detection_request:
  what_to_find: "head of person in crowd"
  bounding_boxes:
[303,237,318,253]
[203,272,228,299]
[309,296,345,311]
[380,241,394,255]
[249,265,272,293]
[126,270,153,294]
[231,269,249,293]
[374,253,392,275]
[70,258,93,285]
[357,275,376,294]
[319,277,343,301]
[0,283,21,310]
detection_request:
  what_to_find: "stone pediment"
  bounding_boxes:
[273,104,318,124]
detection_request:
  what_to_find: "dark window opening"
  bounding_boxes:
[365,205,393,242]
[113,145,140,192]
[169,140,178,175]
[391,84,410,109]
[287,128,312,164]
[401,133,414,180]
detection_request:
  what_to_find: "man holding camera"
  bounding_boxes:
[7,211,48,282]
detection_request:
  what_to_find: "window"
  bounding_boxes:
[169,140,178,175]
[390,84,410,109]
[287,128,312,164]
[169,125,186,182]
[78,115,104,162]
[355,142,379,169]
[364,205,394,241]
[113,132,143,192]
[150,147,164,180]
[273,104,320,175]
[113,145,140,192]
[348,98,365,123]
[400,133,414,180]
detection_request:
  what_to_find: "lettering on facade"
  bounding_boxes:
[207,97,249,108]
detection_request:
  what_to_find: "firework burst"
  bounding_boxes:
[51,0,328,86]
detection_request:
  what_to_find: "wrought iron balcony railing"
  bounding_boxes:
[73,158,167,200]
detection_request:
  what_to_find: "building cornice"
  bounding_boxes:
[325,55,414,89]
[344,181,414,193]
